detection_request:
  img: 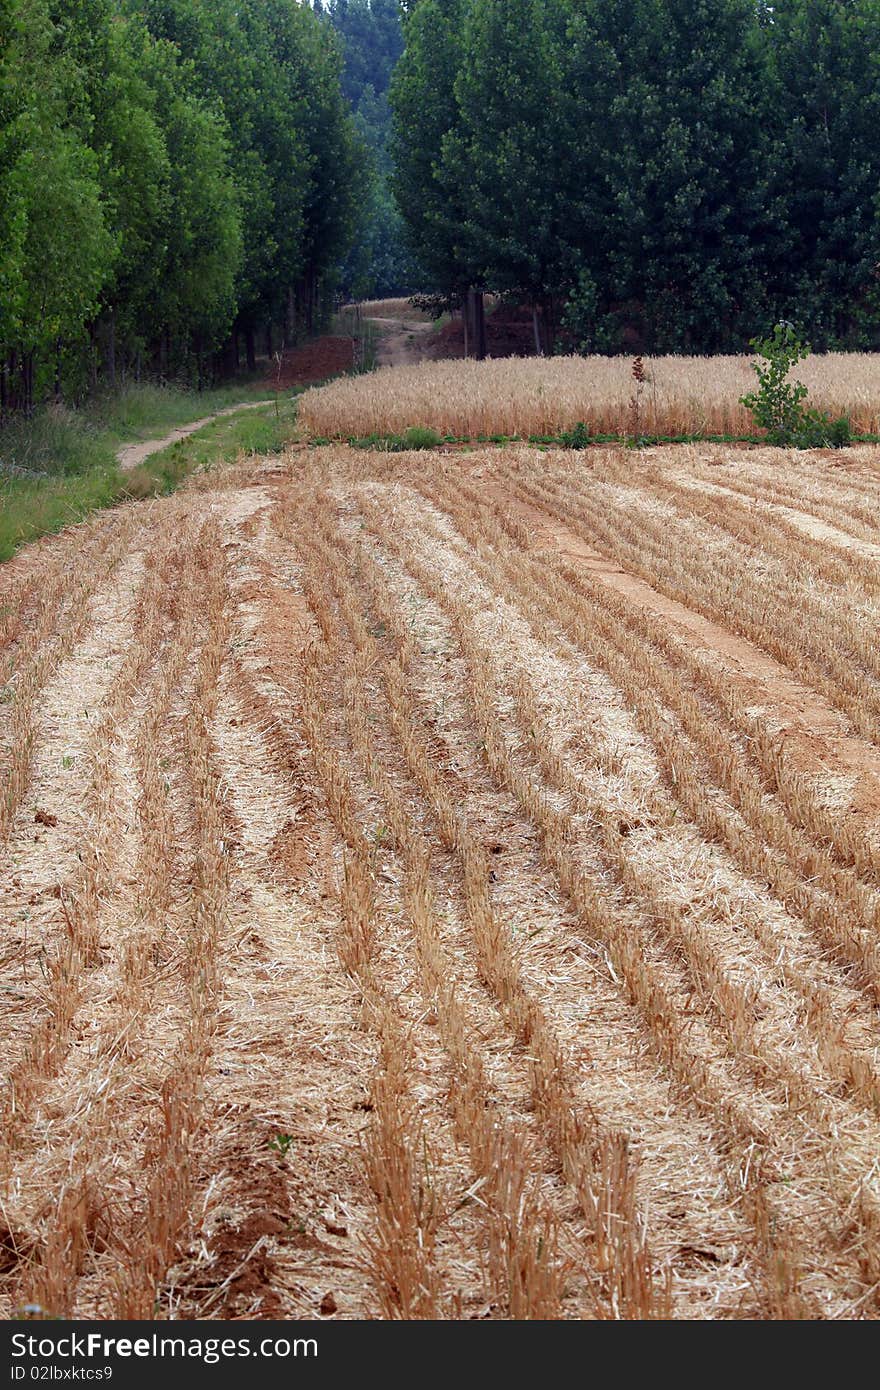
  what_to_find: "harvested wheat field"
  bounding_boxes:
[299,353,880,439]
[4,439,880,1321]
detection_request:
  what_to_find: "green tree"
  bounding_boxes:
[566,0,774,352]
[142,34,242,360]
[765,0,880,348]
[2,0,116,409]
[390,0,469,299]
[447,0,572,351]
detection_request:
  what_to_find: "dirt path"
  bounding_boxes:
[115,400,274,472]
[368,316,435,369]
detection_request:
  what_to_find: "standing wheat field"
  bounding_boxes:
[298,353,880,439]
[2,439,880,1319]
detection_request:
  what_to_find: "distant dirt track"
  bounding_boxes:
[3,441,880,1319]
[116,400,274,472]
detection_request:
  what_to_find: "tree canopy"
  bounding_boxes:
[390,0,880,353]
[1,0,364,411]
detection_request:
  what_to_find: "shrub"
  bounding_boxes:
[559,421,592,448]
[740,322,851,447]
[402,426,441,450]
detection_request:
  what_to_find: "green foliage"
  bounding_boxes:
[0,0,361,413]
[390,0,469,298]
[792,408,852,449]
[740,323,851,447]
[390,0,880,356]
[446,0,571,334]
[401,425,442,449]
[740,323,811,443]
[764,0,880,349]
[558,421,593,448]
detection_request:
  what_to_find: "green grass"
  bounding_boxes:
[0,396,298,561]
[122,398,299,499]
[86,379,272,444]
[334,422,876,453]
[347,425,443,452]
[0,380,274,481]
[0,467,121,561]
[0,407,118,479]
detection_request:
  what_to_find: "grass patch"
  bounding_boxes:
[121,399,299,500]
[0,397,298,561]
[0,467,120,561]
[326,423,877,453]
[86,379,271,444]
[0,407,118,479]
[347,425,443,452]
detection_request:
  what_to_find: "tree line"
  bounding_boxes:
[0,0,364,415]
[391,0,880,355]
[321,0,421,299]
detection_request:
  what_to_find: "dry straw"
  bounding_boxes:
[298,353,880,439]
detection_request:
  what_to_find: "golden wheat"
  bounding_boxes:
[298,353,880,439]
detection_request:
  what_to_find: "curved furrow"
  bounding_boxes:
[353,474,880,1312]
[509,460,880,747]
[423,472,880,1098]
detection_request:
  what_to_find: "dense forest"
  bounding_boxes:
[0,0,364,413]
[391,0,880,355]
[322,0,421,298]
[4,0,880,417]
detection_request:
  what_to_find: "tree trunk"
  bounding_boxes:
[305,269,317,334]
[542,297,556,356]
[23,351,35,415]
[532,304,543,356]
[473,289,487,360]
[245,327,256,373]
[106,312,116,389]
[54,340,63,404]
[8,349,17,413]
[225,329,240,375]
[287,287,296,344]
[89,326,99,395]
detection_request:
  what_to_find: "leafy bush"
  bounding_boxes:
[559,421,592,448]
[740,323,810,442]
[740,323,851,447]
[791,407,851,449]
[401,425,442,449]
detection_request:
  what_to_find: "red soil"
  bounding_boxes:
[262,336,354,391]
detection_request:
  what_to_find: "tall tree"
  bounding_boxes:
[566,0,774,352]
[447,0,572,351]
[2,0,116,410]
[766,0,880,348]
[390,0,469,299]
